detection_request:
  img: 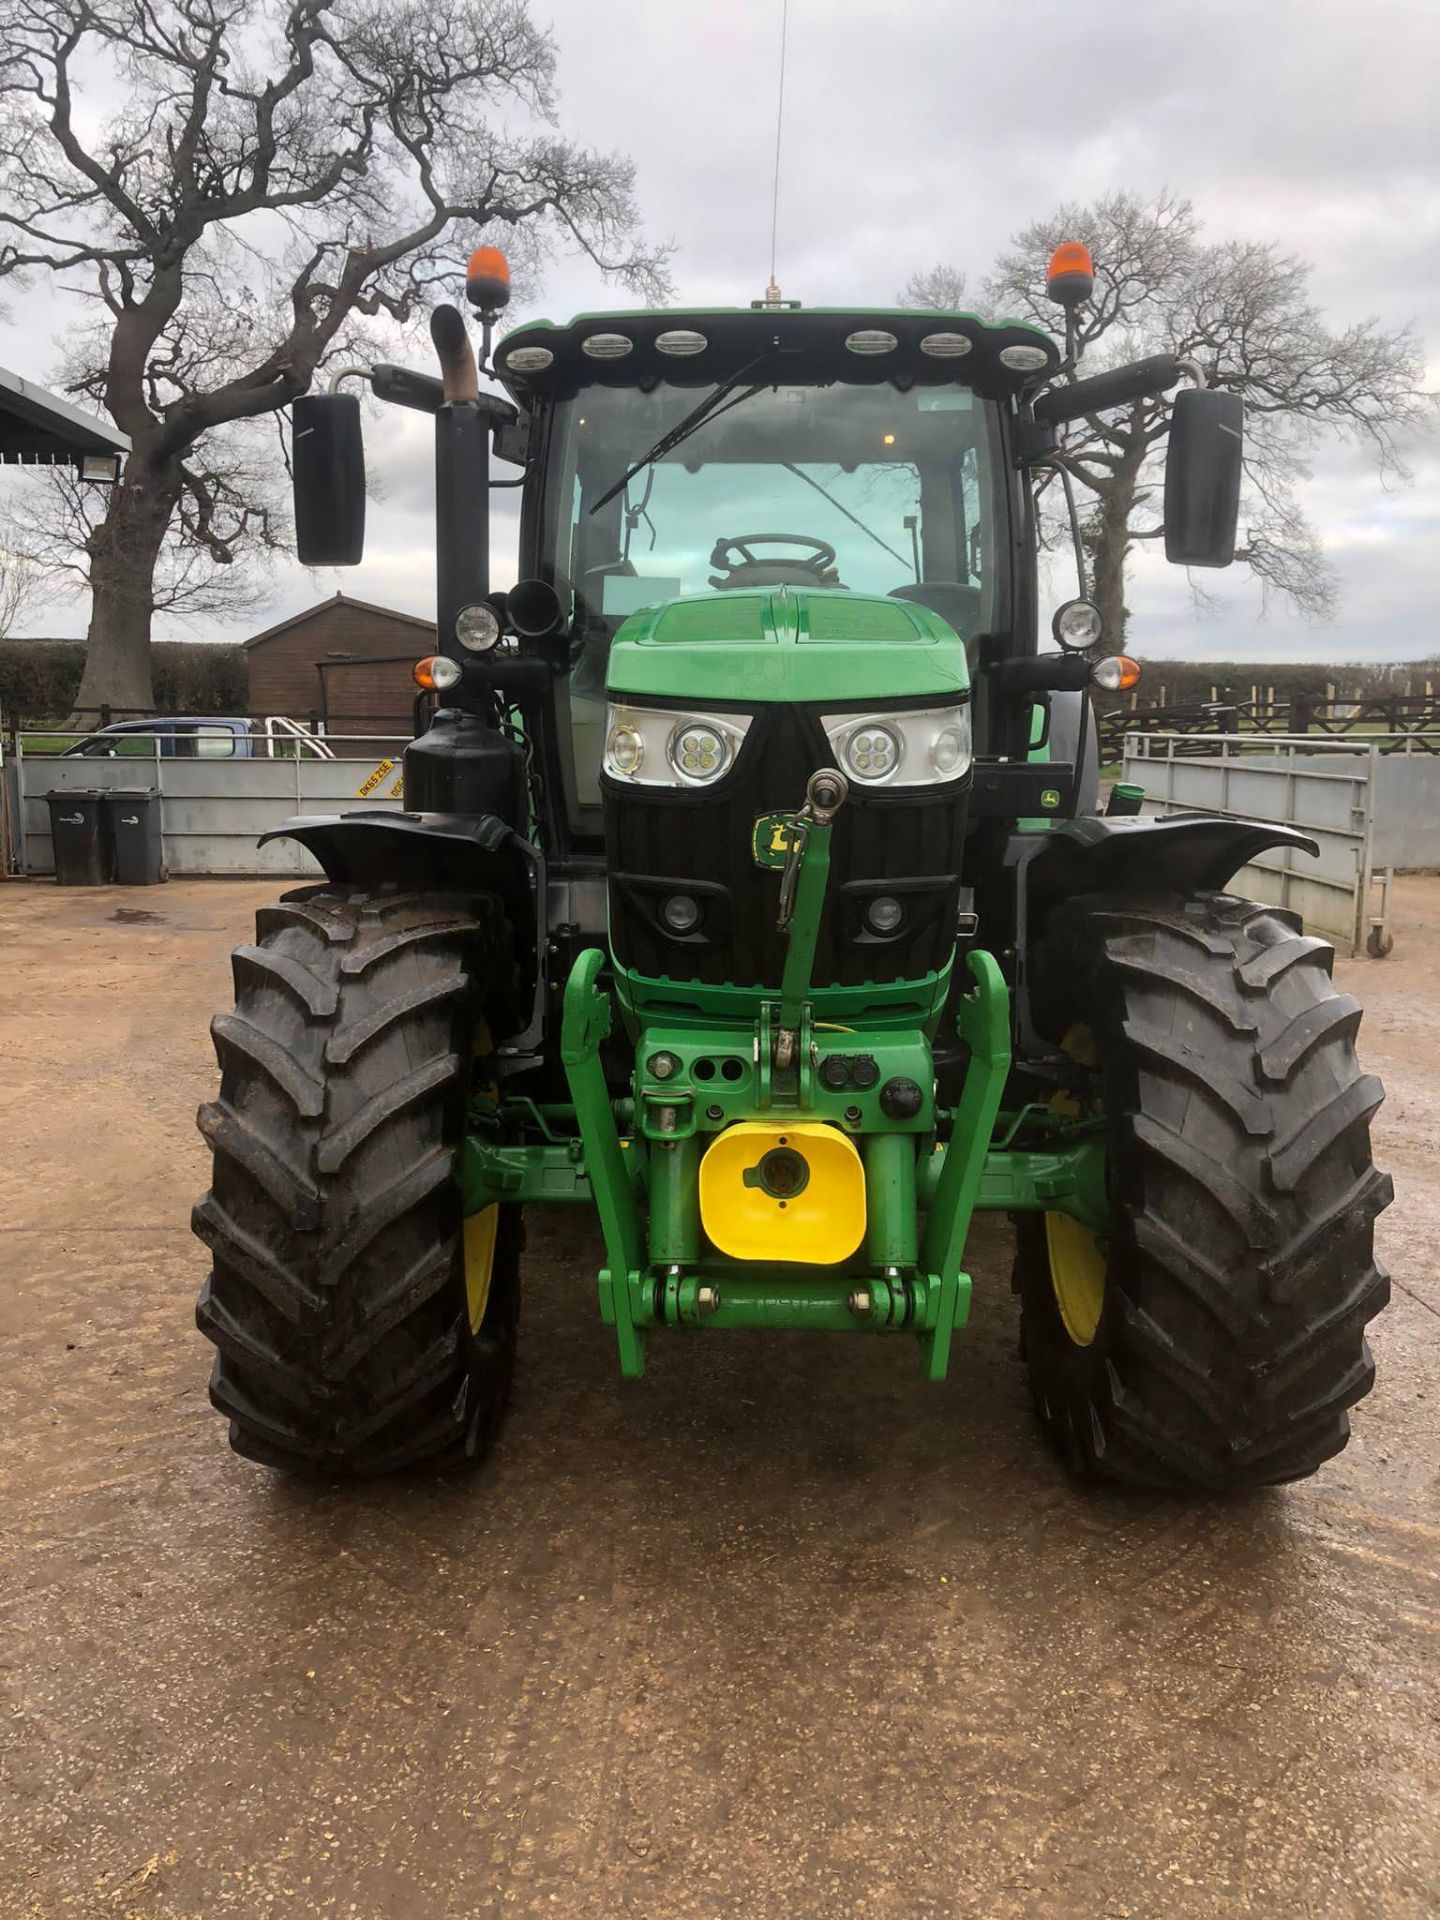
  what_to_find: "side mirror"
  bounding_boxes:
[292,393,365,566]
[1164,388,1243,568]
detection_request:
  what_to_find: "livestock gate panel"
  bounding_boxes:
[1119,733,1413,955]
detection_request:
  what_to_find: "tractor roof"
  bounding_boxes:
[493,306,1059,403]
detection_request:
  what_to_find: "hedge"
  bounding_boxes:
[0,639,247,724]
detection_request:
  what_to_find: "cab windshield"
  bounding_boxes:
[540,378,1006,817]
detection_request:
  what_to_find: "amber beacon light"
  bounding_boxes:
[1046,241,1094,309]
[466,246,512,314]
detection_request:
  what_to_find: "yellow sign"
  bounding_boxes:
[752,811,802,869]
[355,757,395,798]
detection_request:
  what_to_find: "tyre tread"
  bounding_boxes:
[1019,889,1390,1491]
[193,886,521,1477]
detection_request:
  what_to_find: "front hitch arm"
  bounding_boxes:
[773,768,847,1067]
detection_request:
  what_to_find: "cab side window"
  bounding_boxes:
[185,726,238,758]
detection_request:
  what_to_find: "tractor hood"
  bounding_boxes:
[605,589,970,705]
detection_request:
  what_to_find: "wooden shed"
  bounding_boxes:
[243,594,435,734]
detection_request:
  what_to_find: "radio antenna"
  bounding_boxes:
[763,0,789,307]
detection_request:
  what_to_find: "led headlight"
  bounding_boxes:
[842,723,901,782]
[821,705,971,787]
[669,721,730,783]
[602,704,753,788]
[456,602,501,651]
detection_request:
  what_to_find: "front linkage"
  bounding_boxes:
[462,769,1107,1382]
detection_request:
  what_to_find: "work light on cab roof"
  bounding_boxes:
[203,231,1389,1504]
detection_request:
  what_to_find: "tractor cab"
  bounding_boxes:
[493,305,1058,828]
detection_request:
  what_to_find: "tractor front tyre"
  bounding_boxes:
[1017,891,1392,1491]
[193,885,522,1476]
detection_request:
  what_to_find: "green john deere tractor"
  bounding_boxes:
[194,242,1391,1487]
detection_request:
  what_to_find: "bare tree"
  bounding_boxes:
[899,263,968,310]
[0,547,41,637]
[982,192,1429,646]
[5,348,290,630]
[0,0,668,717]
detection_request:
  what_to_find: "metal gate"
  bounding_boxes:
[1120,731,1428,955]
[4,732,407,878]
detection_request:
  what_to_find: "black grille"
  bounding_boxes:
[602,705,969,987]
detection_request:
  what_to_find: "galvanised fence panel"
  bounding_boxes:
[1120,733,1382,953]
[8,734,406,878]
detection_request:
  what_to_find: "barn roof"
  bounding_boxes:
[0,367,130,468]
[243,593,436,650]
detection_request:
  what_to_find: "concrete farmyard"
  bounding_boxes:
[0,876,1435,1915]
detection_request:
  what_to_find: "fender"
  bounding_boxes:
[1021,811,1319,933]
[259,808,545,1047]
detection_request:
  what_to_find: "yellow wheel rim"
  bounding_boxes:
[1045,1022,1106,1346]
[464,1205,500,1334]
[1045,1210,1107,1346]
[464,1015,502,1334]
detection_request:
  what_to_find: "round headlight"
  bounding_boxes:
[865,895,904,934]
[1052,599,1103,651]
[456,603,501,652]
[661,893,701,934]
[842,723,901,782]
[999,343,1051,373]
[669,722,730,783]
[605,724,644,777]
[931,724,966,777]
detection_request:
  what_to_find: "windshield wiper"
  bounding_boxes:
[588,347,778,516]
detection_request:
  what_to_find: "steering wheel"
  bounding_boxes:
[708,533,838,587]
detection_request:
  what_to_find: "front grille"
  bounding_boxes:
[602,705,969,987]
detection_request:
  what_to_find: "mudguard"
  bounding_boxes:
[1023,812,1319,931]
[259,808,544,1046]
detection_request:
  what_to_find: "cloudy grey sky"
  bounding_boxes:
[3,0,1437,661]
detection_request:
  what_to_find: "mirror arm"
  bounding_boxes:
[1028,458,1089,602]
[1035,353,1183,426]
